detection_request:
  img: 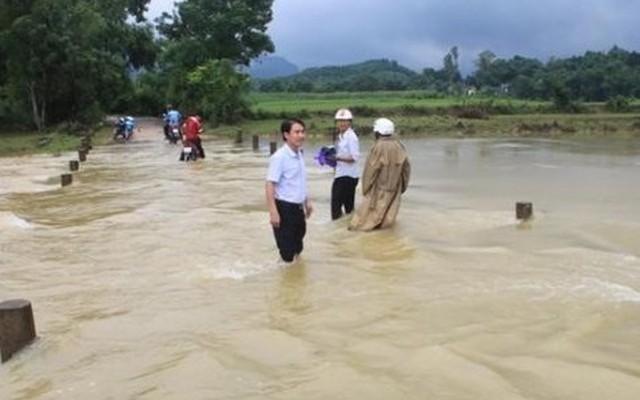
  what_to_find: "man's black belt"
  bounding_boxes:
[276,199,303,210]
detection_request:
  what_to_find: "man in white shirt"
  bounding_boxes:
[265,118,314,262]
[331,108,360,220]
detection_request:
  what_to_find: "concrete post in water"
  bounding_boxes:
[69,160,79,171]
[0,299,37,363]
[80,136,92,151]
[252,134,259,151]
[78,149,87,162]
[234,130,243,144]
[516,202,533,220]
[269,141,277,155]
[61,173,73,187]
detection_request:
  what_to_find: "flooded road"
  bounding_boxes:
[1,125,640,399]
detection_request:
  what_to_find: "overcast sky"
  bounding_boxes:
[148,0,639,73]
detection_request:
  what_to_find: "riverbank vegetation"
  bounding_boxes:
[215,92,640,140]
[2,92,640,157]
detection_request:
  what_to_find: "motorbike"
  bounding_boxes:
[166,121,181,144]
[113,116,135,143]
[179,138,199,162]
[179,127,204,162]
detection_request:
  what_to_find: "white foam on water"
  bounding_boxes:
[0,175,59,194]
[572,277,640,303]
[490,142,533,149]
[208,258,286,281]
[459,275,640,305]
[535,247,640,300]
[533,163,562,169]
[432,209,515,234]
[0,212,32,229]
[445,246,511,254]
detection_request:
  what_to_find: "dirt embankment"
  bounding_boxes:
[133,117,164,140]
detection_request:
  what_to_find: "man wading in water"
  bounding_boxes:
[265,118,314,262]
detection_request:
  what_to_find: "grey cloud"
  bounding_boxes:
[148,0,640,72]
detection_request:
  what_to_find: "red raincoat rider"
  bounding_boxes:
[182,115,205,159]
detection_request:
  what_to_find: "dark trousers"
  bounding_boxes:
[331,176,359,220]
[193,137,205,158]
[163,123,170,140]
[273,200,306,262]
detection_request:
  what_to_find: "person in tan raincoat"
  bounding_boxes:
[349,118,410,231]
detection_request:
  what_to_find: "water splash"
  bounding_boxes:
[0,211,32,229]
[209,259,286,281]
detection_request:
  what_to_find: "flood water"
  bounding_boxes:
[1,129,640,399]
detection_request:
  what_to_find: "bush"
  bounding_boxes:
[605,95,632,112]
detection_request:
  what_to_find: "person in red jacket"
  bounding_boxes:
[182,114,205,159]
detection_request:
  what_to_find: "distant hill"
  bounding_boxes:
[255,59,420,91]
[297,59,418,80]
[248,55,299,79]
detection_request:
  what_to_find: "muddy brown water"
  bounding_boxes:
[1,123,640,399]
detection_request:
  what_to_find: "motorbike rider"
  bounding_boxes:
[113,117,126,141]
[163,104,182,142]
[124,116,135,141]
[113,116,134,142]
[182,114,205,159]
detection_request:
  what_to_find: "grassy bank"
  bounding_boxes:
[0,130,85,157]
[247,91,550,116]
[0,124,114,158]
[219,92,640,140]
[213,113,640,143]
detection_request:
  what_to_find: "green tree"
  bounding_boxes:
[442,46,462,94]
[156,0,274,122]
[468,46,640,102]
[158,0,274,67]
[0,0,156,130]
[185,59,251,124]
[474,50,497,84]
[416,67,445,92]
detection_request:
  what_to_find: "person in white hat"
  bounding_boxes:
[331,108,360,220]
[349,118,410,231]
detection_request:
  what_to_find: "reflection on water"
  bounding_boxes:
[1,134,640,399]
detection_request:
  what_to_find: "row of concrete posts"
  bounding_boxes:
[1,135,92,362]
[61,135,92,187]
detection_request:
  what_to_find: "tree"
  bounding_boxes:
[474,50,497,88]
[0,0,157,129]
[157,0,274,67]
[416,67,445,92]
[156,0,274,122]
[442,46,462,94]
[185,59,251,124]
